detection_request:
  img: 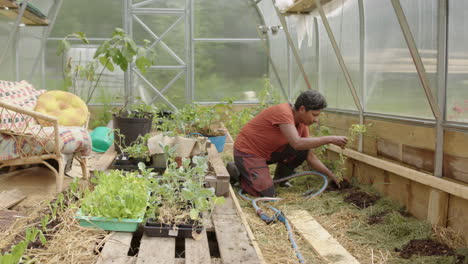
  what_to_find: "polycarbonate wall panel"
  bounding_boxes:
[195,0,261,39]
[0,17,14,81]
[133,0,185,8]
[364,0,433,118]
[45,39,125,104]
[257,0,289,100]
[288,17,318,100]
[318,0,360,111]
[194,42,267,102]
[447,0,468,123]
[50,0,122,38]
[18,27,45,87]
[400,0,438,96]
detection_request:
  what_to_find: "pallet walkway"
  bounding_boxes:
[96,196,263,264]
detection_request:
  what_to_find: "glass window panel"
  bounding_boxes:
[50,0,122,38]
[133,68,185,109]
[195,0,261,39]
[133,14,186,66]
[447,0,468,123]
[364,0,433,118]
[194,42,267,102]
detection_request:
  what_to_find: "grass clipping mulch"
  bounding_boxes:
[25,207,107,264]
[237,174,468,264]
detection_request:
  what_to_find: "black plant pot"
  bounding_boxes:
[144,219,203,238]
[113,112,153,153]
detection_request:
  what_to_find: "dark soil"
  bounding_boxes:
[326,179,353,192]
[399,209,412,218]
[398,239,465,263]
[344,191,380,209]
[367,210,389,225]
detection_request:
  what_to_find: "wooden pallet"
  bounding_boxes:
[91,144,230,197]
[96,197,262,264]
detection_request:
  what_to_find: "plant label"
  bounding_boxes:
[169,229,178,237]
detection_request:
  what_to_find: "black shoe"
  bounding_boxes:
[226,162,240,184]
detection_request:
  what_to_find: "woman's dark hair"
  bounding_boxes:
[294,90,327,111]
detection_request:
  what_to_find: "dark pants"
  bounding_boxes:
[234,145,308,197]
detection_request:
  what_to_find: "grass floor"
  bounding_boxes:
[236,173,468,264]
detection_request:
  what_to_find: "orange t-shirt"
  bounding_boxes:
[234,103,309,159]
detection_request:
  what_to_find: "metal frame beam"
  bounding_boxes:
[391,0,442,120]
[316,0,363,113]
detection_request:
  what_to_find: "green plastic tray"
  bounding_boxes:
[75,209,143,232]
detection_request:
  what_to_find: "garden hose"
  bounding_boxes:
[238,171,329,264]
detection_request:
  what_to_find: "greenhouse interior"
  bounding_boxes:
[1,0,468,263]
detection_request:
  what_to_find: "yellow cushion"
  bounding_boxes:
[34,91,88,127]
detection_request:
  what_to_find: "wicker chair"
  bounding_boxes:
[0,81,91,192]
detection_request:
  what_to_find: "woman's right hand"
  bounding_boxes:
[329,136,348,148]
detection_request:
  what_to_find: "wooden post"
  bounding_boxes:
[427,189,449,227]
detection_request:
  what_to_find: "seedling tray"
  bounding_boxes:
[75,209,143,232]
[144,219,203,238]
[110,153,165,173]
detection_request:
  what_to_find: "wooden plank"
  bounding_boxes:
[136,234,175,264]
[444,154,468,184]
[0,0,16,8]
[212,214,261,264]
[97,232,133,264]
[185,229,211,264]
[288,210,360,264]
[229,185,266,264]
[427,190,449,227]
[286,0,333,13]
[213,197,236,216]
[402,145,435,173]
[448,195,468,244]
[328,145,468,200]
[0,8,48,25]
[0,210,26,230]
[92,145,117,172]
[0,189,26,209]
[208,144,230,197]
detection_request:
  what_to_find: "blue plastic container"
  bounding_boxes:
[208,134,227,153]
[90,126,114,153]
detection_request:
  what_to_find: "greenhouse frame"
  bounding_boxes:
[1,0,468,263]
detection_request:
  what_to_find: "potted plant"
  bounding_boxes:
[156,103,230,152]
[144,153,225,238]
[57,28,157,149]
[76,164,155,232]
